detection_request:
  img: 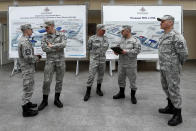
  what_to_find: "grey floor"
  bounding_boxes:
[0,61,196,131]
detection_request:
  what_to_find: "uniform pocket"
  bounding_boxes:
[160,43,172,53]
[54,37,61,43]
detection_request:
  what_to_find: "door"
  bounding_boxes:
[0,23,11,65]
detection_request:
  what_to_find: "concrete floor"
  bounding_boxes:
[0,61,196,131]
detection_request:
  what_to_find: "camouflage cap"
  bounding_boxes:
[42,20,55,27]
[97,24,106,31]
[121,25,131,31]
[20,24,32,31]
[157,15,175,22]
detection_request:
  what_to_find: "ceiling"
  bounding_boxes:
[1,9,196,19]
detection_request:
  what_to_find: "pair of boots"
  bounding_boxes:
[38,93,63,111]
[22,102,38,117]
[84,84,103,101]
[113,87,137,104]
[159,98,183,126]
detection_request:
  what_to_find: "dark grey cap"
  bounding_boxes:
[20,24,32,31]
[121,25,131,31]
[97,24,106,30]
[42,20,55,27]
[157,15,175,22]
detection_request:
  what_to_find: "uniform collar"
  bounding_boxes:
[47,30,60,37]
[96,34,104,38]
[55,30,60,36]
[163,29,175,37]
[164,29,174,35]
[123,36,132,40]
[22,35,30,40]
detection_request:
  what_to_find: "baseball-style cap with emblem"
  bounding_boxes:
[42,20,55,28]
[20,24,32,31]
[121,25,131,31]
[97,24,106,31]
[157,15,175,22]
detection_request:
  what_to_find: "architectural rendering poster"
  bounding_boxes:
[9,5,87,58]
[102,5,182,59]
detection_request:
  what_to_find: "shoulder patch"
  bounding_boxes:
[25,49,31,55]
[176,41,184,49]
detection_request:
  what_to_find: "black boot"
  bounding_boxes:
[96,84,103,96]
[26,102,37,108]
[159,98,174,114]
[54,93,63,108]
[38,95,48,111]
[168,108,183,126]
[113,87,125,99]
[22,104,38,117]
[84,86,91,101]
[131,90,137,104]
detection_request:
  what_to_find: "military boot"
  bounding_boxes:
[38,95,48,111]
[54,93,63,108]
[84,86,91,101]
[26,102,37,108]
[131,89,137,104]
[96,84,103,96]
[22,104,38,117]
[159,98,174,114]
[168,108,183,126]
[113,87,125,99]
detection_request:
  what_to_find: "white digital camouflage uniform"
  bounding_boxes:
[86,33,109,87]
[159,29,188,108]
[117,34,141,90]
[18,24,40,105]
[41,30,66,95]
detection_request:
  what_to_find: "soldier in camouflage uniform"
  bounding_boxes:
[113,25,141,104]
[84,24,109,101]
[18,24,42,117]
[157,15,188,126]
[38,20,66,111]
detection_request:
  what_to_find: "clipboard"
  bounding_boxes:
[111,46,123,54]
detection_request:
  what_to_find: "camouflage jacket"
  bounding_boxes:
[88,35,109,63]
[41,31,66,61]
[158,30,188,71]
[18,36,39,68]
[118,36,141,67]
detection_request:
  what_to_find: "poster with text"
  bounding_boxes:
[9,5,87,58]
[102,5,182,60]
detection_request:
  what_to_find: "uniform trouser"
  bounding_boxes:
[86,62,106,87]
[21,66,35,105]
[160,70,181,108]
[118,65,137,91]
[42,60,65,95]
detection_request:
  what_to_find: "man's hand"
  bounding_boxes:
[36,55,42,62]
[114,52,119,55]
[121,50,127,54]
[37,55,42,59]
[47,42,53,48]
[36,55,42,60]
